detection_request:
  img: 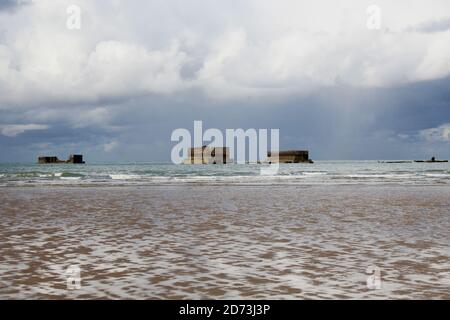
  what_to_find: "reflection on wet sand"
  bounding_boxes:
[0,185,449,299]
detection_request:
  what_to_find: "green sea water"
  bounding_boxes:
[1,161,449,186]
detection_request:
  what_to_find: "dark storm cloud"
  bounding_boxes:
[0,0,28,11]
[1,75,450,163]
[407,17,450,33]
[1,1,450,162]
[0,0,18,10]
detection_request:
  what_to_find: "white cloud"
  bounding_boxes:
[0,124,49,137]
[1,0,450,107]
[103,140,119,152]
[419,123,450,142]
[70,107,110,128]
[405,17,450,33]
[23,106,120,130]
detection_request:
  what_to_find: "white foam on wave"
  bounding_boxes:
[60,177,81,180]
[303,172,327,176]
[346,174,408,178]
[170,175,304,185]
[38,174,53,178]
[109,174,141,180]
[423,173,449,178]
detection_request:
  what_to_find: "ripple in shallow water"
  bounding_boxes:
[0,185,449,299]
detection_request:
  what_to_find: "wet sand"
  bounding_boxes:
[0,185,449,299]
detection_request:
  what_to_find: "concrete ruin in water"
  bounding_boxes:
[183,147,232,164]
[266,150,313,163]
[38,154,85,164]
[183,147,313,164]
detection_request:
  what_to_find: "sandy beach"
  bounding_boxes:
[0,185,449,299]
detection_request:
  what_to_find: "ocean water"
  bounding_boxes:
[0,161,449,186]
[1,161,449,299]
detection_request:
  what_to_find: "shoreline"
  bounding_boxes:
[2,181,450,188]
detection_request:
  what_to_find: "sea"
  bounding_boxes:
[1,161,449,299]
[1,161,450,187]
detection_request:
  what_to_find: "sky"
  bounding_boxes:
[0,0,450,162]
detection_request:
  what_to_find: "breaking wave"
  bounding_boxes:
[0,161,449,187]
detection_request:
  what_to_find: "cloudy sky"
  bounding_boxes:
[1,0,450,162]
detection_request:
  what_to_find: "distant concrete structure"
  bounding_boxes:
[183,146,231,164]
[380,157,448,164]
[414,157,448,163]
[182,147,313,164]
[38,156,62,164]
[67,154,85,164]
[266,150,313,163]
[38,154,85,164]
